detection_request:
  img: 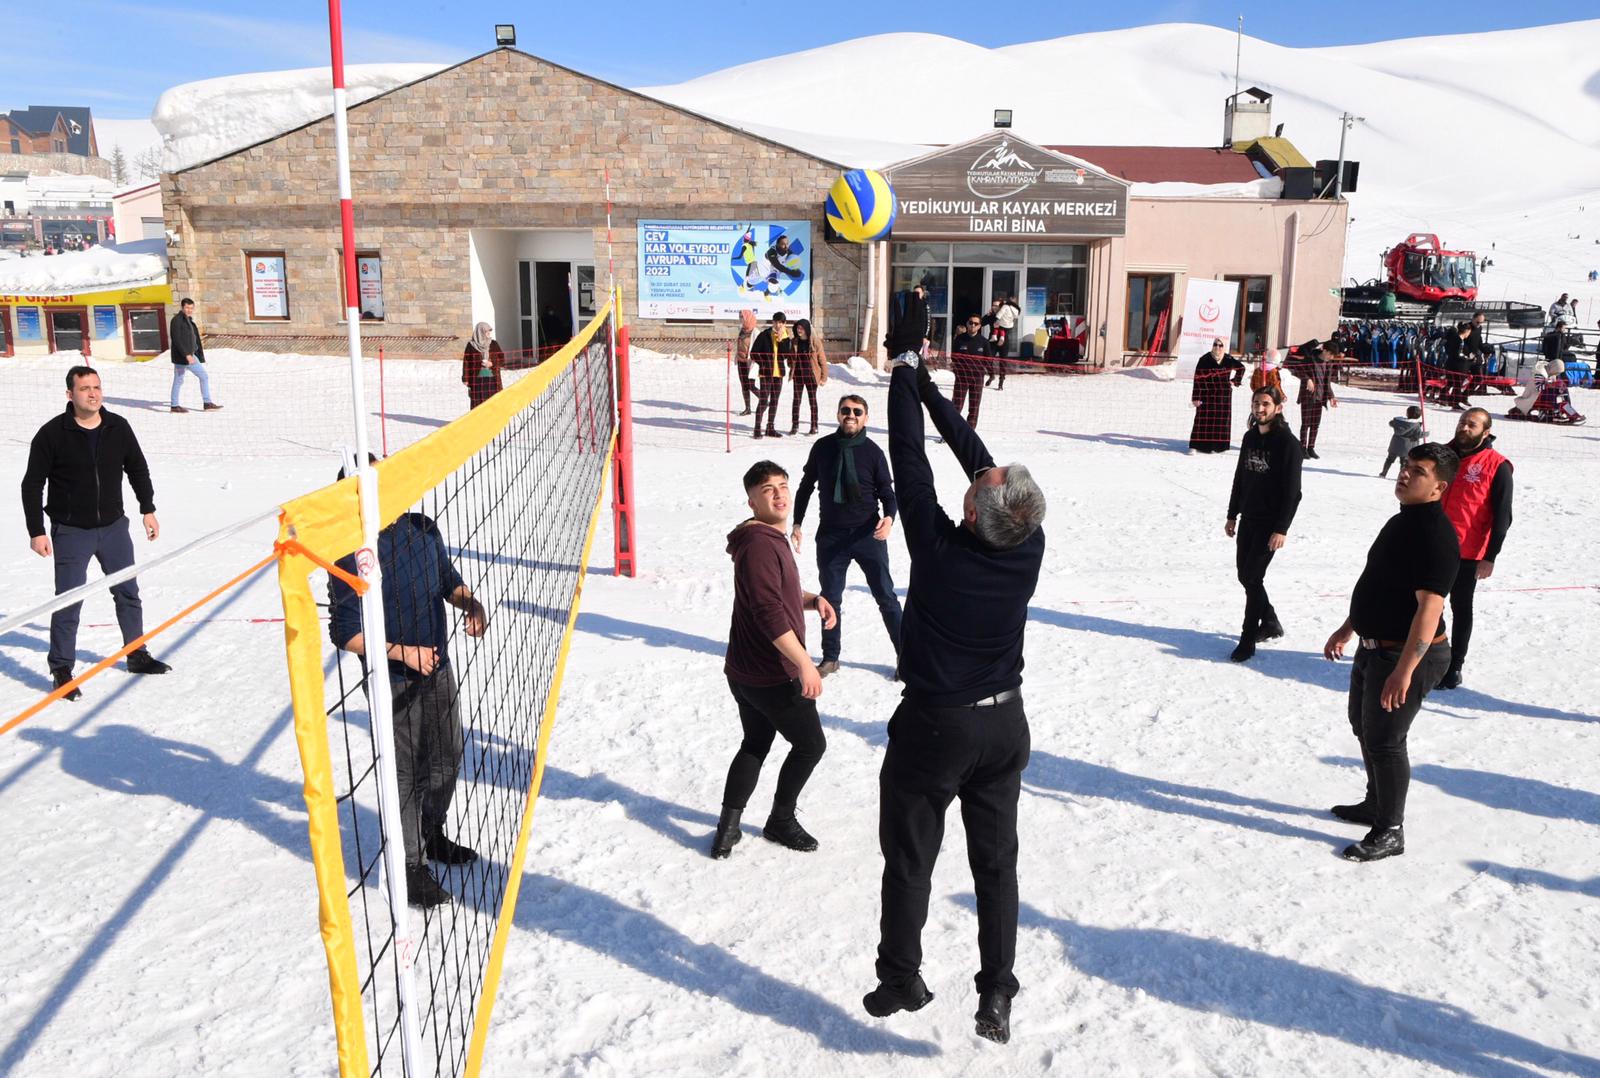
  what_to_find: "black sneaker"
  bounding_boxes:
[974,990,1012,1044]
[762,812,818,852]
[1343,826,1404,862]
[1230,637,1256,663]
[425,828,479,865]
[1306,447,1321,459]
[126,648,171,675]
[863,975,934,1018]
[1331,801,1377,825]
[1255,617,1285,642]
[51,667,82,702]
[406,863,451,907]
[1436,667,1462,690]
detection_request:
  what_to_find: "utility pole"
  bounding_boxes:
[1332,111,1364,199]
[1234,15,1243,102]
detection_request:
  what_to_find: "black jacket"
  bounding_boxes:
[750,328,788,380]
[1443,332,1468,372]
[793,432,898,533]
[1228,419,1304,533]
[1541,329,1569,362]
[888,362,1044,705]
[885,290,932,357]
[21,406,156,538]
[169,312,205,364]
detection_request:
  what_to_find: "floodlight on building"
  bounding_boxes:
[993,109,1013,129]
[495,24,516,47]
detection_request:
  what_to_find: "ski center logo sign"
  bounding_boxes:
[637,220,811,321]
[887,133,1128,239]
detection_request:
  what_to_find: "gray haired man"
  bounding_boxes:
[862,351,1046,1046]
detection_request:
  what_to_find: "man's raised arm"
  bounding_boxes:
[888,362,946,546]
[917,366,996,480]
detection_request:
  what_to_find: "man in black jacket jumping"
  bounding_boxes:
[21,366,170,700]
[861,352,1046,1046]
[1225,385,1305,662]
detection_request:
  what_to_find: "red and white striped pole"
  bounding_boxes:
[326,3,423,1072]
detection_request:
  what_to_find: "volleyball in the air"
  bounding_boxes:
[825,169,897,243]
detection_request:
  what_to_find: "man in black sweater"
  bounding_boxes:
[791,394,900,677]
[950,314,994,428]
[862,354,1046,1046]
[1225,386,1304,662]
[21,366,170,700]
[1324,442,1461,862]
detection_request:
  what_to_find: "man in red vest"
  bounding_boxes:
[1437,408,1513,690]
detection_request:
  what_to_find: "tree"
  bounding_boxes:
[133,147,162,182]
[109,145,128,185]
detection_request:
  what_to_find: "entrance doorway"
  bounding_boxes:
[47,308,88,355]
[950,266,1021,352]
[517,259,599,361]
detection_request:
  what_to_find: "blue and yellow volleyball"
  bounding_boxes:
[825,169,897,243]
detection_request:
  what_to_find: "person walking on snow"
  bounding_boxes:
[1435,408,1513,691]
[1225,385,1303,662]
[168,298,221,413]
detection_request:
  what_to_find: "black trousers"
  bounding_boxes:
[391,667,464,867]
[721,677,826,813]
[791,379,818,430]
[1347,642,1452,829]
[1448,560,1480,672]
[753,375,784,433]
[1299,401,1324,450]
[1235,518,1279,635]
[736,360,755,411]
[877,695,1030,998]
[950,373,984,427]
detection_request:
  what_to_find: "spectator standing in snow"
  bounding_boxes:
[1294,339,1339,458]
[1250,349,1283,394]
[1442,321,1473,407]
[1380,405,1428,478]
[461,322,505,410]
[1324,442,1461,863]
[168,298,221,413]
[751,312,789,439]
[787,317,827,436]
[21,365,171,702]
[735,308,757,416]
[1548,293,1577,327]
[1189,338,1246,454]
[1224,386,1303,662]
[951,313,994,428]
[986,295,1020,388]
[1435,408,1513,692]
[710,460,837,861]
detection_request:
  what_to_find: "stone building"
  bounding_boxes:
[162,47,864,357]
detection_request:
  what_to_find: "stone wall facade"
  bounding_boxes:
[164,49,864,354]
[0,152,115,179]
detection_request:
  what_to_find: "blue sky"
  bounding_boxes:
[7,1,1592,119]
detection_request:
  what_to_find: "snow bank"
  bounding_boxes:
[1131,177,1284,199]
[0,245,166,297]
[153,62,447,172]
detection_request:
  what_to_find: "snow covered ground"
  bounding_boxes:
[0,349,1596,1075]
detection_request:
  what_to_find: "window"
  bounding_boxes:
[890,264,949,353]
[336,250,384,321]
[123,306,168,356]
[1026,244,1089,267]
[1125,273,1175,352]
[952,243,1025,264]
[0,307,12,357]
[8,138,18,154]
[1226,276,1271,355]
[1026,265,1087,319]
[46,308,90,355]
[244,250,290,320]
[53,139,65,153]
[140,216,165,241]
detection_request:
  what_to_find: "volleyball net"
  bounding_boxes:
[276,301,618,1077]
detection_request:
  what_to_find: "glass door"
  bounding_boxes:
[987,268,1021,355]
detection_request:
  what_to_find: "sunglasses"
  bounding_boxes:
[838,407,866,417]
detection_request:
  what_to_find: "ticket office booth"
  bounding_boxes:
[0,284,173,360]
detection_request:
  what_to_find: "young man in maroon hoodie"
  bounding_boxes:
[711,460,838,859]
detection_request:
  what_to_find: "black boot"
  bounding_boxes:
[710,806,743,860]
[425,826,479,865]
[1255,616,1284,642]
[762,810,818,852]
[51,667,82,702]
[1230,635,1256,663]
[974,990,1012,1044]
[1330,801,1377,825]
[863,974,933,1017]
[406,863,451,907]
[1343,826,1404,862]
[126,648,171,674]
[1436,666,1462,690]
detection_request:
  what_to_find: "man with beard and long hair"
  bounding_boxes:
[1436,408,1513,690]
[1225,386,1303,662]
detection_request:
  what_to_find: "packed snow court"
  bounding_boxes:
[2,346,1596,1074]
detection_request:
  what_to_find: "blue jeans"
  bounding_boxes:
[49,518,143,671]
[816,523,902,663]
[171,362,213,406]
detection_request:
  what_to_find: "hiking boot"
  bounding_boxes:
[406,863,451,907]
[51,667,82,702]
[765,428,782,439]
[425,827,479,865]
[1343,826,1404,863]
[1229,637,1256,663]
[126,648,171,675]
[710,806,743,860]
[1255,617,1285,642]
[788,424,800,436]
[170,405,189,414]
[1331,801,1377,826]
[1306,447,1321,459]
[762,811,818,852]
[974,990,1012,1044]
[817,660,840,677]
[203,402,224,411]
[1436,666,1462,690]
[863,975,934,1018]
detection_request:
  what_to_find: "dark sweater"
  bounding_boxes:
[329,513,465,682]
[21,406,155,537]
[724,521,806,686]
[1227,420,1304,533]
[1349,501,1460,642]
[888,363,1045,705]
[793,433,897,533]
[750,328,788,380]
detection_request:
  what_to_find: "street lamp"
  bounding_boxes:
[495,24,516,47]
[993,109,1013,129]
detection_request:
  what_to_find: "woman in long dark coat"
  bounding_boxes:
[462,321,506,410]
[787,318,827,435]
[1189,338,1246,452]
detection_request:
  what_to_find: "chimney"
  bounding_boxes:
[1224,87,1273,148]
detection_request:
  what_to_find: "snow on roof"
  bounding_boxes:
[0,245,166,297]
[1130,177,1285,199]
[153,62,447,173]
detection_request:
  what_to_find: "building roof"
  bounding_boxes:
[1046,145,1261,185]
[1240,136,1312,170]
[5,106,96,155]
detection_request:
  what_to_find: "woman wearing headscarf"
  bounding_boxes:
[461,322,505,410]
[788,318,829,436]
[1188,338,1246,453]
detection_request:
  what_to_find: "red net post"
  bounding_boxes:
[613,324,638,577]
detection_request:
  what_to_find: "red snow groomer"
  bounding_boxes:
[1385,233,1478,306]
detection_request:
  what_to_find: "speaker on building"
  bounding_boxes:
[1315,159,1361,196]
[1281,167,1314,200]
[1341,160,1359,193]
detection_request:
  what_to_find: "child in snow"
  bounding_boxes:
[1380,405,1427,477]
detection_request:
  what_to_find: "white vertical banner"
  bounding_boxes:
[1174,278,1238,379]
